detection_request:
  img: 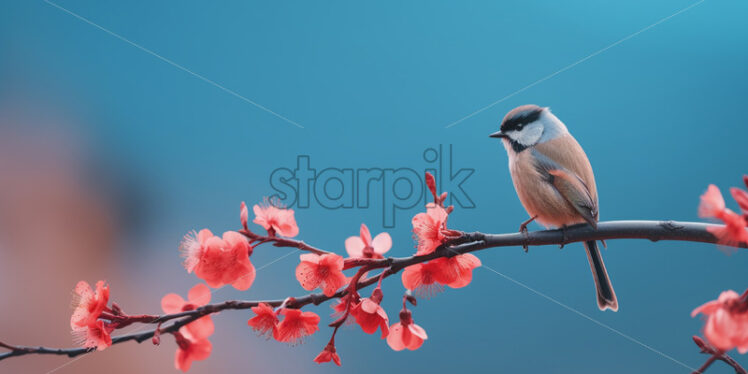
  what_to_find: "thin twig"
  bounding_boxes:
[691,336,747,374]
[240,229,332,255]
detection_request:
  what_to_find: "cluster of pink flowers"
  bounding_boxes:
[179,200,301,292]
[169,200,302,370]
[692,175,748,358]
[403,202,481,297]
[68,199,302,370]
[304,173,480,365]
[692,289,748,354]
[247,303,320,344]
[698,177,748,247]
[66,173,486,371]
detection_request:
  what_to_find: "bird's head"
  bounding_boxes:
[489,105,567,152]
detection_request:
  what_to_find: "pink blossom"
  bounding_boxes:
[70,280,109,329]
[273,308,320,344]
[295,253,347,297]
[387,309,427,351]
[253,200,299,237]
[442,254,482,288]
[174,333,212,372]
[247,302,279,339]
[401,254,481,297]
[699,185,748,246]
[161,284,214,340]
[351,288,389,338]
[692,290,748,353]
[180,229,256,290]
[412,203,449,255]
[313,343,341,366]
[401,258,452,297]
[345,223,391,258]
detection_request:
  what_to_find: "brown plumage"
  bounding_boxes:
[512,135,597,228]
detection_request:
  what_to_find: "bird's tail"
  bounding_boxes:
[583,240,618,312]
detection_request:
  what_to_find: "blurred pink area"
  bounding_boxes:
[0,113,162,373]
[0,108,304,373]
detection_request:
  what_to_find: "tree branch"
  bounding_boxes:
[240,229,332,255]
[1,220,743,362]
[692,336,747,374]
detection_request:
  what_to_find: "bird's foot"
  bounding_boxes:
[518,215,538,252]
[559,225,569,249]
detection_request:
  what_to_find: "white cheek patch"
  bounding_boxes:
[510,122,544,146]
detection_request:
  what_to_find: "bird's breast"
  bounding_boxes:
[509,147,588,228]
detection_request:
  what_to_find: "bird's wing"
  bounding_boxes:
[531,148,598,227]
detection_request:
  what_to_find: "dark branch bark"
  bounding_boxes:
[240,229,332,255]
[0,220,743,362]
[692,336,747,374]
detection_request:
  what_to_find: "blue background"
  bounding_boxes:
[1,0,746,373]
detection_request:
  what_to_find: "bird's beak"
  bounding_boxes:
[489,131,507,139]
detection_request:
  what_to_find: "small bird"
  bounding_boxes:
[489,105,618,312]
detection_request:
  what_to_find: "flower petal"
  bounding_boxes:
[345,236,366,258]
[386,323,406,351]
[190,339,213,361]
[186,316,215,340]
[360,298,379,314]
[296,261,322,291]
[299,253,321,264]
[188,283,211,306]
[197,229,213,244]
[372,232,392,254]
[161,293,186,314]
[360,223,372,245]
[699,185,726,218]
[402,264,424,291]
[408,323,428,340]
[692,300,721,317]
[231,263,256,291]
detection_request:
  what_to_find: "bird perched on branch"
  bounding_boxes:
[490,105,618,311]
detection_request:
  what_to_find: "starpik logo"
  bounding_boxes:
[267,145,475,227]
